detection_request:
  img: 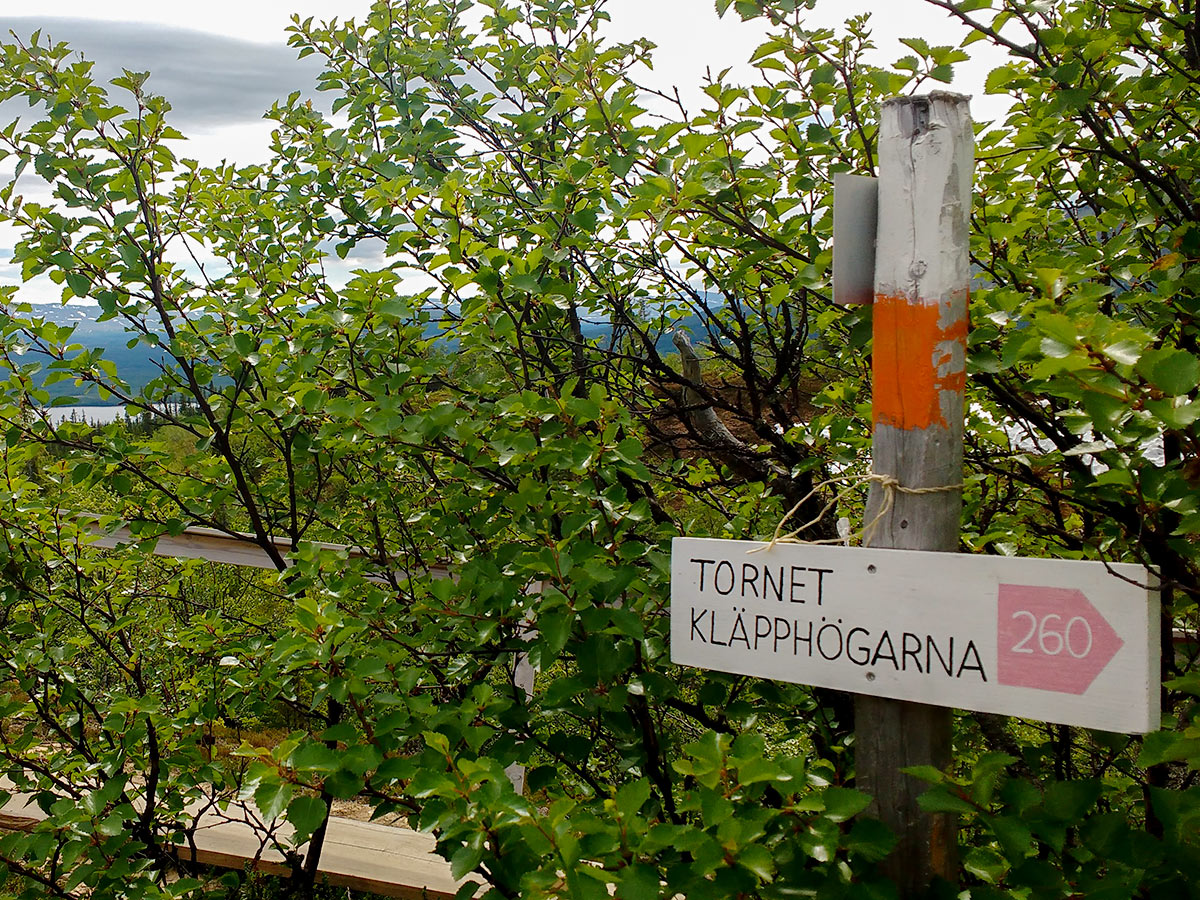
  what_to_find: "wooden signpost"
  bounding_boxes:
[670,93,1162,896]
[857,91,973,893]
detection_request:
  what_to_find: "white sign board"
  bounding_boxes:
[671,538,1160,733]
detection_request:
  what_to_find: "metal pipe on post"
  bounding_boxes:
[855,92,973,895]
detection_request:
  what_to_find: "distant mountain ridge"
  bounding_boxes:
[6,303,165,404]
[7,303,701,405]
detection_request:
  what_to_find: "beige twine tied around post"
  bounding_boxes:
[752,473,964,553]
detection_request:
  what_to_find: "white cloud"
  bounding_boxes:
[2,2,373,45]
[0,17,323,132]
[604,0,1010,125]
[0,2,1016,299]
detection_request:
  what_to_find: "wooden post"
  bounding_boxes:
[505,585,541,794]
[855,92,973,895]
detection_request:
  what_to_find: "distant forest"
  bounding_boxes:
[8,302,704,404]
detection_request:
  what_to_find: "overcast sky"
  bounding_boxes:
[0,1,1008,302]
[1,1,1006,163]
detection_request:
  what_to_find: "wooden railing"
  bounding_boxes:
[85,519,451,580]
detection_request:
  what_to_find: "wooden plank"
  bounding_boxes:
[0,811,38,832]
[856,92,974,896]
[182,846,292,880]
[82,519,450,582]
[0,789,476,899]
[318,819,468,899]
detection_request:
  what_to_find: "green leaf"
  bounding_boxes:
[738,843,774,882]
[291,742,340,773]
[983,813,1033,860]
[1010,858,1067,893]
[1034,269,1066,299]
[916,785,978,815]
[286,796,329,839]
[737,756,790,785]
[614,778,651,818]
[901,765,947,784]
[616,863,662,900]
[984,65,1014,94]
[1146,397,1200,428]
[1043,779,1102,821]
[963,846,1009,884]
[509,273,540,293]
[844,817,897,862]
[450,835,485,879]
[1147,349,1200,396]
[117,242,140,269]
[254,781,293,822]
[538,609,574,656]
[822,786,871,822]
[1101,340,1142,366]
[323,769,365,799]
[1137,730,1200,767]
[232,332,255,358]
[65,270,90,299]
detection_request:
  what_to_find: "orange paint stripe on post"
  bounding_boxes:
[872,292,968,432]
[868,91,973,445]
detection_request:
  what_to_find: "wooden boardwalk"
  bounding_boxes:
[0,788,476,899]
[0,522,496,896]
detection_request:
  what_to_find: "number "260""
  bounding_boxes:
[1010,611,1094,658]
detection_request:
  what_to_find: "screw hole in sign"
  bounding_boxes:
[997,584,1123,695]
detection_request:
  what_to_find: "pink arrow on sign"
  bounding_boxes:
[997,584,1124,695]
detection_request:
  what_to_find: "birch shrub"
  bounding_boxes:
[0,1,1197,898]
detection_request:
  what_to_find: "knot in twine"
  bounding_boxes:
[751,472,963,553]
